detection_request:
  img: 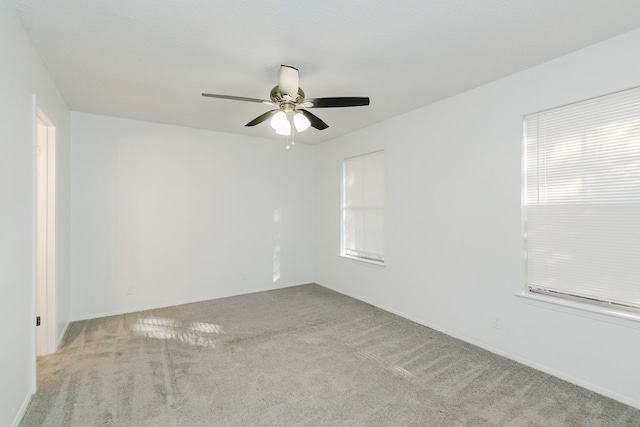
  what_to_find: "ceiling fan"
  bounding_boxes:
[202,65,370,139]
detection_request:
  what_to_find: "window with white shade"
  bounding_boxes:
[523,86,640,314]
[342,150,385,264]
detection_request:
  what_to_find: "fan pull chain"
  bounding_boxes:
[285,114,296,150]
[285,136,295,149]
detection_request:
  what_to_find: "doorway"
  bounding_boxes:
[35,108,57,357]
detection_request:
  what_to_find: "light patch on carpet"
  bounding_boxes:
[132,316,224,348]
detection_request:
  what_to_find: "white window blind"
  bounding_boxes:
[524,87,640,312]
[342,150,385,263]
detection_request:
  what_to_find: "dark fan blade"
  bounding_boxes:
[245,109,279,127]
[202,93,272,104]
[298,109,329,130]
[305,97,370,108]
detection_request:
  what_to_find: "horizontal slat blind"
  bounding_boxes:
[524,87,640,310]
[342,151,385,262]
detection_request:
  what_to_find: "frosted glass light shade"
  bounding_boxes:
[294,112,311,132]
[270,111,290,135]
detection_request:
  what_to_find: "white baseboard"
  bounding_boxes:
[56,321,69,349]
[70,282,308,322]
[316,282,640,411]
[12,389,33,427]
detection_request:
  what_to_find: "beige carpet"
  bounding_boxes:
[20,284,640,426]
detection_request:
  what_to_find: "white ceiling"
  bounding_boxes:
[7,0,640,144]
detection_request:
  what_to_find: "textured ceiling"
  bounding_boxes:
[7,0,640,144]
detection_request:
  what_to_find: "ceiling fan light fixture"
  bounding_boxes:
[202,65,370,139]
[293,112,311,132]
[270,111,291,135]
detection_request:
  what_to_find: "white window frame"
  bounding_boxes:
[341,150,385,266]
[521,86,640,326]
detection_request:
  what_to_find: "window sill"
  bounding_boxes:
[339,254,386,268]
[517,290,640,331]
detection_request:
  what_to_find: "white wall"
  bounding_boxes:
[70,113,315,319]
[3,4,638,425]
[0,2,71,426]
[315,28,640,409]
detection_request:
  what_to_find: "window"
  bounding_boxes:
[523,87,640,313]
[341,150,385,264]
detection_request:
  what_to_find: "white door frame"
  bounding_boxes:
[34,102,57,360]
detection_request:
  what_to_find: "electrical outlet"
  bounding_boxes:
[492,315,502,330]
[125,286,134,295]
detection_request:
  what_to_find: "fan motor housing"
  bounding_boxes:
[270,86,305,104]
